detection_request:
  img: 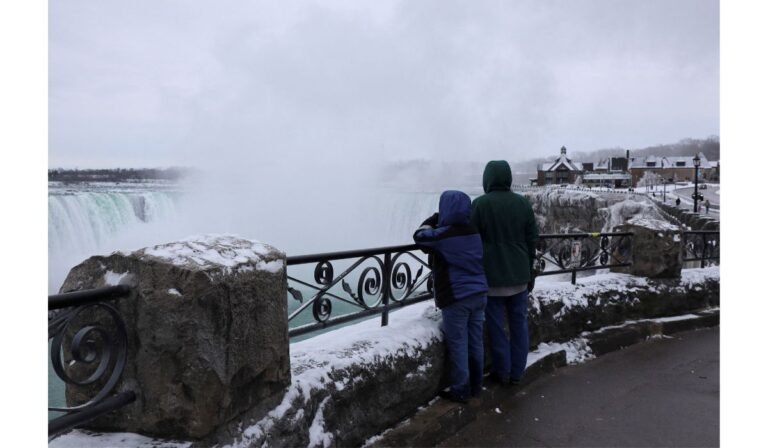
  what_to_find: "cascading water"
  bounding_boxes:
[48,183,182,294]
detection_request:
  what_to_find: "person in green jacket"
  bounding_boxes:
[471,160,539,385]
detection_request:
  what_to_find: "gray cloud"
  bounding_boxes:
[49,0,719,170]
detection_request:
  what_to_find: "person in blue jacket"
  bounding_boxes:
[413,190,488,403]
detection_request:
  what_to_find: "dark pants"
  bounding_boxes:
[441,294,487,399]
[486,290,529,381]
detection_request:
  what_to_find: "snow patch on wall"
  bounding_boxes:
[103,270,128,286]
[307,397,333,448]
[128,234,284,274]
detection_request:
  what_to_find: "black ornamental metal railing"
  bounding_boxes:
[534,232,634,285]
[287,244,433,338]
[48,285,135,439]
[682,231,720,267]
[286,232,635,337]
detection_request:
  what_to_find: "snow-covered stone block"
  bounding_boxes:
[58,234,290,439]
[611,218,683,278]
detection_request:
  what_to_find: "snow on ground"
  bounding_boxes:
[50,431,191,448]
[527,338,594,367]
[530,266,719,321]
[532,271,651,315]
[679,266,721,286]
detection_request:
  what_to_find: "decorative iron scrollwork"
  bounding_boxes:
[287,246,432,335]
[390,251,427,302]
[48,302,128,412]
[288,287,304,303]
[314,261,334,285]
[312,294,332,322]
[357,264,383,307]
[682,231,720,267]
[533,232,634,284]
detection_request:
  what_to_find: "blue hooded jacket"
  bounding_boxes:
[413,190,488,309]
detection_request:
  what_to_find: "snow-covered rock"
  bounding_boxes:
[521,190,665,234]
[58,234,289,439]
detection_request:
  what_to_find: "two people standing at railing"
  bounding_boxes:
[413,160,539,403]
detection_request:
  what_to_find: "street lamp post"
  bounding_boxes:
[662,159,666,202]
[693,154,701,213]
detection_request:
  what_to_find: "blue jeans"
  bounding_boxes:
[486,290,529,381]
[441,294,487,399]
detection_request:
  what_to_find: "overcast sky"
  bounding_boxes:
[49,0,719,170]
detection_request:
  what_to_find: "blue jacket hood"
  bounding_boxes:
[438,190,472,226]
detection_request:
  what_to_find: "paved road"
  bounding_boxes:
[440,328,719,448]
[672,185,720,209]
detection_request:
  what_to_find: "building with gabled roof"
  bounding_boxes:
[628,153,713,186]
[536,146,584,185]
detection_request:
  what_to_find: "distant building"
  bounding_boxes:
[581,172,631,188]
[710,160,720,182]
[628,153,713,187]
[584,153,631,188]
[536,146,584,185]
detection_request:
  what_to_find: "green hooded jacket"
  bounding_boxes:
[470,160,539,287]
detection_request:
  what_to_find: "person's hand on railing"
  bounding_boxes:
[421,213,439,228]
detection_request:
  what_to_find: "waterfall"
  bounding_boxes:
[48,184,181,293]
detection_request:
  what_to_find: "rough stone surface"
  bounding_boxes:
[527,268,719,348]
[657,202,719,231]
[215,305,447,448]
[215,269,718,448]
[610,218,683,278]
[59,235,290,439]
[521,190,664,234]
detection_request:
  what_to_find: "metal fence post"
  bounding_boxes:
[381,252,391,327]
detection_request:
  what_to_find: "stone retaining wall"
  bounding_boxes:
[52,232,720,448]
[656,201,719,231]
[215,268,719,448]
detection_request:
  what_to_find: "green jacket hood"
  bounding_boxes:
[482,160,513,193]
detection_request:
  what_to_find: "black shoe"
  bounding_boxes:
[438,389,468,404]
[509,377,522,386]
[487,372,511,386]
